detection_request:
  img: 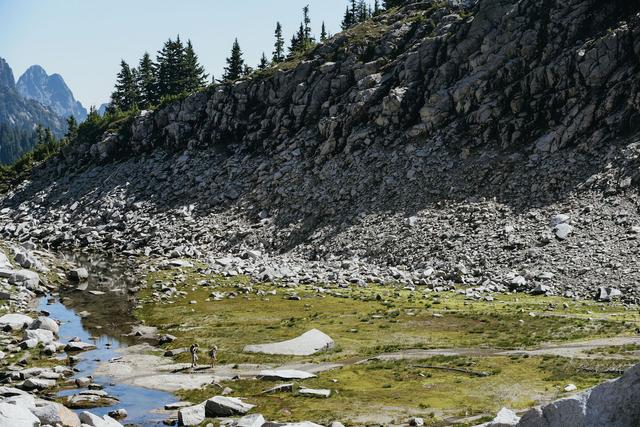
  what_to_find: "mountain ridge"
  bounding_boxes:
[2,0,640,302]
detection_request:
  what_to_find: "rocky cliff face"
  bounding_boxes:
[3,0,640,301]
[17,65,87,121]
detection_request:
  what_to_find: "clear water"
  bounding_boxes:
[37,253,176,426]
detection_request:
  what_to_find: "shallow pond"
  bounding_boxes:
[38,253,176,426]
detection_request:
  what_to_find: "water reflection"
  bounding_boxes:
[38,252,175,426]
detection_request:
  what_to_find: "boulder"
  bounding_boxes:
[64,341,96,352]
[204,396,255,417]
[9,270,40,288]
[30,317,59,335]
[262,423,323,427]
[78,411,123,427]
[0,401,40,427]
[553,223,573,240]
[476,407,520,426]
[177,402,205,426]
[517,363,640,426]
[22,378,56,391]
[237,413,266,427]
[597,287,623,302]
[549,214,570,227]
[244,329,334,356]
[298,388,331,398]
[2,393,35,409]
[0,313,33,330]
[31,402,81,427]
[24,329,55,345]
[258,370,316,380]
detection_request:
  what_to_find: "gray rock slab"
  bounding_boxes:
[244,329,334,356]
[204,396,255,417]
[258,370,316,380]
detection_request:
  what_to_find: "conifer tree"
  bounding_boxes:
[136,52,158,108]
[64,116,78,142]
[273,22,285,63]
[258,53,269,70]
[374,0,381,15]
[182,40,208,93]
[156,36,185,98]
[111,60,139,111]
[341,6,353,30]
[289,6,315,56]
[223,38,245,81]
[303,5,312,42]
[320,22,327,42]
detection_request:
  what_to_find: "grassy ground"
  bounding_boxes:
[133,266,640,425]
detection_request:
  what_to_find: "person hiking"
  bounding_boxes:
[208,345,218,368]
[189,343,199,368]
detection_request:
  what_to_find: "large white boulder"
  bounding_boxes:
[204,396,255,417]
[30,317,59,336]
[237,413,266,427]
[24,329,55,345]
[517,363,640,426]
[31,402,80,427]
[0,401,40,427]
[244,329,334,356]
[476,407,520,427]
[78,411,123,427]
[177,402,205,426]
[0,313,33,330]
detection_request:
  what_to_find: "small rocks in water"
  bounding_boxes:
[76,376,93,387]
[79,411,124,426]
[65,341,97,352]
[22,377,56,390]
[108,408,128,419]
[204,396,255,417]
[67,267,89,282]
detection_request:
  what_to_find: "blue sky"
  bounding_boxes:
[0,0,345,108]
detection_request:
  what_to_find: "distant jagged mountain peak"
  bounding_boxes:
[0,57,67,164]
[0,58,15,89]
[17,64,87,121]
